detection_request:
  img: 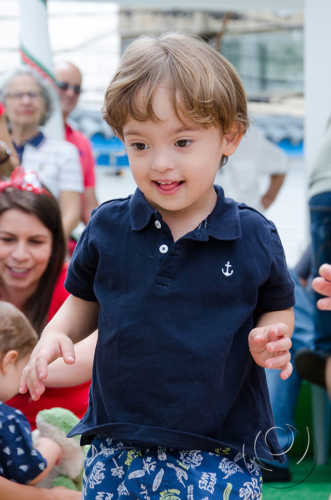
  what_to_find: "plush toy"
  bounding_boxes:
[32,407,86,491]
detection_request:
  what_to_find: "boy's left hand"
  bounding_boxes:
[248,323,292,380]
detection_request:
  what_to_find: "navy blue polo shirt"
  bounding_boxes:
[66,185,294,461]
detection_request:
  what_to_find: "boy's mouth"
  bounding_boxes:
[154,180,183,193]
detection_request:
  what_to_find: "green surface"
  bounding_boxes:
[263,458,331,499]
[291,381,313,457]
[263,382,331,499]
[290,381,331,457]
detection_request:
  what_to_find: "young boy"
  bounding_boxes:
[0,301,62,485]
[21,33,294,498]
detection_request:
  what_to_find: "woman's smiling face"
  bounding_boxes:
[0,209,52,296]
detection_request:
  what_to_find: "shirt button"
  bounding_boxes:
[154,220,161,229]
[159,244,168,254]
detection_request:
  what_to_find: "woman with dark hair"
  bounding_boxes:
[0,169,93,430]
[0,177,66,332]
[1,67,83,239]
[0,170,95,498]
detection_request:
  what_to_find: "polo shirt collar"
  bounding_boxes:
[13,131,45,162]
[130,188,156,231]
[202,185,242,241]
[129,185,241,241]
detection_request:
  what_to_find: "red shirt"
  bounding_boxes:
[8,264,90,429]
[0,102,4,116]
[47,263,69,320]
[65,123,95,188]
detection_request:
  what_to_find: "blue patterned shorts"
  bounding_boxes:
[83,436,262,499]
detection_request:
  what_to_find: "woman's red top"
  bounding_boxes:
[7,264,90,429]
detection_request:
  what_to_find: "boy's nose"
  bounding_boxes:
[152,148,173,172]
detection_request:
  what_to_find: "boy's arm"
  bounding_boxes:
[20,295,98,401]
[261,173,286,210]
[248,308,294,380]
[45,330,97,387]
[29,437,62,485]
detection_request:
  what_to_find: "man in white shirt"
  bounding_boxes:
[219,124,288,212]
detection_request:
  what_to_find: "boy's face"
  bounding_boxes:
[122,84,240,222]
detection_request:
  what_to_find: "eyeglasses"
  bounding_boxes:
[57,81,81,95]
[6,91,41,100]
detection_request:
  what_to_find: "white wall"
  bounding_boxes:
[304,0,331,169]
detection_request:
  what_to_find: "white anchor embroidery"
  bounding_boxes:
[222,261,234,277]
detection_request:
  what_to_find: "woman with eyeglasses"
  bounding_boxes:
[0,172,94,496]
[0,67,83,241]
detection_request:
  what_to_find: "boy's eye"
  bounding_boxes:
[132,142,148,151]
[175,139,191,147]
[0,236,14,243]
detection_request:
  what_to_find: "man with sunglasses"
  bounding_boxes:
[55,62,98,227]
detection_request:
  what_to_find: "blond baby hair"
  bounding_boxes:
[0,301,38,361]
[103,32,249,151]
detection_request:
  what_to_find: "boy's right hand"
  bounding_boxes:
[19,332,75,401]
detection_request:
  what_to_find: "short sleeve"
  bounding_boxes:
[0,102,5,116]
[58,142,84,193]
[21,139,83,198]
[0,409,46,484]
[257,222,295,312]
[65,222,98,301]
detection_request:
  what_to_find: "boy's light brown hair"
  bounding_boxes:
[103,32,249,163]
[0,301,38,361]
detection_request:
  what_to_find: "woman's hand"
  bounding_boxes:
[19,331,75,401]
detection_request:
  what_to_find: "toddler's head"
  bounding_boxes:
[103,32,249,165]
[0,301,38,401]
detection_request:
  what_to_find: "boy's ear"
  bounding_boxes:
[1,350,18,374]
[222,122,244,157]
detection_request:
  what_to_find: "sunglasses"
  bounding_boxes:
[57,81,81,95]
